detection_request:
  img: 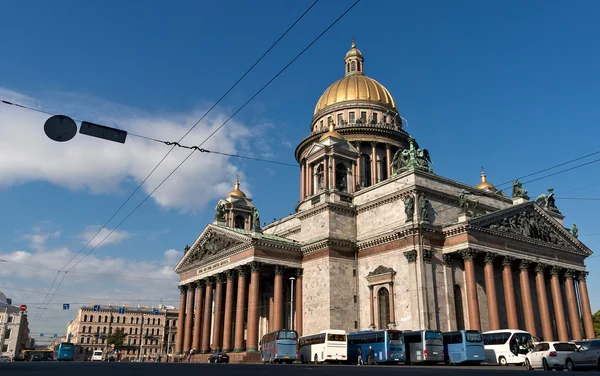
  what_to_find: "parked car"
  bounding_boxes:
[525,341,577,370]
[564,339,600,371]
[207,352,229,364]
[0,355,10,362]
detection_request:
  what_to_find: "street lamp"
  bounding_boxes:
[289,277,296,331]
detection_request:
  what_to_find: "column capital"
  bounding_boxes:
[274,264,286,275]
[484,252,495,265]
[215,273,226,283]
[460,248,477,261]
[205,276,215,285]
[385,143,391,150]
[226,269,237,280]
[196,279,206,289]
[423,249,435,263]
[188,281,197,289]
[178,284,188,293]
[535,263,547,274]
[577,271,589,281]
[370,141,377,147]
[502,256,514,267]
[249,261,262,273]
[295,268,304,278]
[404,250,417,263]
[550,265,563,276]
[519,260,531,271]
[442,254,453,266]
[236,265,248,277]
[565,269,576,279]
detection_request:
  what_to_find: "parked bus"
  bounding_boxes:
[442,330,484,365]
[403,330,444,364]
[482,329,533,366]
[347,330,405,364]
[260,329,298,364]
[54,342,74,361]
[298,330,347,364]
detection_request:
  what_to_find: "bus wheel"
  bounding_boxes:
[498,356,507,366]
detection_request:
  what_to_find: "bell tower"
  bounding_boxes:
[213,176,259,231]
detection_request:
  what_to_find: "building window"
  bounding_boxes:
[383,115,387,124]
[372,112,378,124]
[316,164,324,189]
[136,317,139,324]
[353,295,357,303]
[327,116,332,126]
[234,215,245,229]
[377,287,391,329]
[335,163,347,192]
[129,328,132,335]
[351,61,356,71]
[319,120,323,130]
[156,329,160,336]
[360,154,371,187]
[349,112,355,123]
[130,317,134,324]
[157,319,161,326]
[357,61,361,72]
[346,62,350,72]
[135,328,138,335]
[380,157,387,181]
[116,317,120,324]
[454,285,465,330]
[337,113,343,125]
[354,321,358,329]
[82,326,86,333]
[5,329,11,339]
[360,111,367,123]
[84,315,88,322]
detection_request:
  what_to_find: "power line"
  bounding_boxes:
[35,0,351,317]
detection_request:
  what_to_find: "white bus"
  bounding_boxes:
[298,329,347,364]
[482,329,533,365]
[91,349,103,361]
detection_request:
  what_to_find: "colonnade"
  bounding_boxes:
[174,262,303,354]
[459,249,594,341]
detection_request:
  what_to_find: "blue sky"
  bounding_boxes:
[2,0,600,340]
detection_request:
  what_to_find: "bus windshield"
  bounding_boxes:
[277,331,298,340]
[388,331,403,344]
[465,331,482,343]
[327,334,346,342]
[425,331,442,340]
[60,343,74,350]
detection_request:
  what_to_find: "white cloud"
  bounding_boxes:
[21,228,61,252]
[79,225,132,248]
[0,88,259,213]
[163,249,183,264]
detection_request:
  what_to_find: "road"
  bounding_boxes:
[0,362,588,375]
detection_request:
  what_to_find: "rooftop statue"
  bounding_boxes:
[214,199,226,220]
[390,137,433,176]
[512,180,530,200]
[535,188,560,213]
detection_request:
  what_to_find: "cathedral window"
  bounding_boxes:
[360,111,367,123]
[319,120,323,130]
[377,287,391,329]
[337,113,343,125]
[357,61,361,72]
[383,115,387,124]
[349,112,355,123]
[335,163,347,192]
[234,215,245,229]
[346,62,350,72]
[316,164,324,189]
[372,112,378,124]
[360,154,371,187]
[327,116,332,126]
[351,61,356,71]
[379,157,387,181]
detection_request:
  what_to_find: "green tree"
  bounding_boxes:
[106,327,127,358]
[593,310,600,338]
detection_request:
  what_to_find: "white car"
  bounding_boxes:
[525,341,578,371]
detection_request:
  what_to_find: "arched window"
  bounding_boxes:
[357,61,361,72]
[129,328,132,335]
[454,285,465,330]
[152,318,156,325]
[116,317,120,324]
[360,154,371,187]
[335,163,347,192]
[316,164,324,189]
[104,315,108,323]
[234,215,245,229]
[96,326,100,334]
[83,315,88,322]
[103,327,107,334]
[89,315,94,322]
[136,317,139,324]
[130,317,134,324]
[82,325,86,333]
[351,61,356,71]
[346,62,349,72]
[156,329,160,336]
[380,157,388,181]
[135,328,138,335]
[377,287,391,329]
[157,319,161,326]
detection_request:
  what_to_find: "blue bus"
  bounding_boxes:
[347,330,405,365]
[55,342,75,361]
[442,330,484,365]
[260,329,298,364]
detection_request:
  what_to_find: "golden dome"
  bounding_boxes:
[319,121,344,141]
[314,75,396,115]
[227,175,246,198]
[476,169,497,191]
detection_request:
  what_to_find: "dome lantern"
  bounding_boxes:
[476,168,497,191]
[345,36,364,76]
[227,175,247,198]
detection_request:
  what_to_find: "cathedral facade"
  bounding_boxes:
[173,41,595,357]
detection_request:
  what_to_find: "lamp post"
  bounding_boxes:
[289,277,296,331]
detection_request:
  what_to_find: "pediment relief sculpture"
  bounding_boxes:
[483,209,567,246]
[368,265,395,277]
[183,230,245,267]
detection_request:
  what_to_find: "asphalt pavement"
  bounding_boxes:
[0,362,587,375]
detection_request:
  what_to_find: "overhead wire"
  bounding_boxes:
[35,0,359,317]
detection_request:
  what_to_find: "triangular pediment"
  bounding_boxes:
[305,139,359,160]
[174,225,250,273]
[305,142,326,158]
[469,202,591,255]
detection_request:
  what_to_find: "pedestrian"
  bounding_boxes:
[367,346,375,365]
[357,347,363,365]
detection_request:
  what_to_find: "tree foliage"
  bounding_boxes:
[592,310,600,338]
[106,327,127,350]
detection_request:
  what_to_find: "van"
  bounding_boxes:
[91,350,103,361]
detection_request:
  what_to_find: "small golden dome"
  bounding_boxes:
[476,169,496,190]
[314,75,396,115]
[345,36,363,60]
[227,175,246,198]
[319,121,344,141]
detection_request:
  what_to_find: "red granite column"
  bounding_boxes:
[371,142,377,184]
[192,280,205,352]
[356,142,361,188]
[502,257,519,329]
[222,270,236,352]
[273,265,285,331]
[519,261,536,336]
[331,156,336,190]
[461,249,481,331]
[175,285,187,354]
[183,284,195,352]
[324,157,329,190]
[212,274,225,350]
[246,262,261,352]
[300,162,305,200]
[295,269,303,336]
[484,253,500,331]
[386,144,392,178]
[550,266,569,341]
[234,266,248,352]
[565,270,583,340]
[577,272,595,339]
[535,264,553,341]
[388,283,396,326]
[201,278,214,353]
